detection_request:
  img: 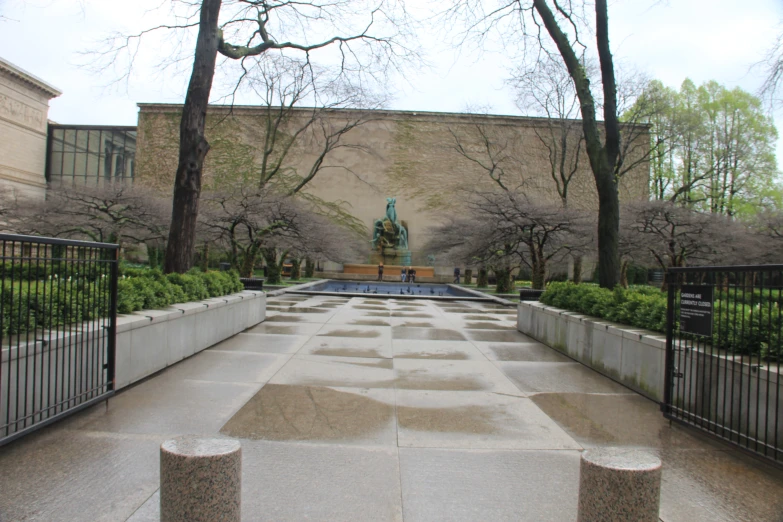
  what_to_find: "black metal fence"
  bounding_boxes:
[0,234,118,446]
[663,265,783,463]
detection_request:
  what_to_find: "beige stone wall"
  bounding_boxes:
[137,105,649,260]
[0,57,61,199]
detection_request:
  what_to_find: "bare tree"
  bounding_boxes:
[13,185,169,251]
[200,183,362,281]
[97,0,417,273]
[623,200,756,287]
[425,189,592,290]
[444,0,644,288]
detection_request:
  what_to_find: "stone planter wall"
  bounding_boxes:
[517,301,666,401]
[115,291,266,389]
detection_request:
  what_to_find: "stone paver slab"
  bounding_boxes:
[212,333,309,354]
[498,361,635,394]
[393,359,523,395]
[220,384,396,445]
[270,355,395,388]
[399,448,580,521]
[395,390,580,450]
[474,341,573,362]
[392,340,488,361]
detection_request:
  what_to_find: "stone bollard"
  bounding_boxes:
[160,436,242,522]
[577,448,661,522]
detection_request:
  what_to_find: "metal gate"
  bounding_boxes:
[663,265,783,463]
[0,234,118,446]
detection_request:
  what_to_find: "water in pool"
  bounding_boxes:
[302,280,474,298]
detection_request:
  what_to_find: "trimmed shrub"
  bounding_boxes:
[540,281,780,358]
[4,268,245,336]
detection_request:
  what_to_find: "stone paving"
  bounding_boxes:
[2,294,783,521]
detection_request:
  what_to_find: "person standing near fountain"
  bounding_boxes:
[377,262,384,281]
[401,266,407,282]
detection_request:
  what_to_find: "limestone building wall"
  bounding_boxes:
[136,104,649,262]
[0,57,61,199]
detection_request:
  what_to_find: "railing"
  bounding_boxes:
[0,234,118,446]
[663,265,783,464]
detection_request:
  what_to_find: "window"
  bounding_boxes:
[47,125,137,185]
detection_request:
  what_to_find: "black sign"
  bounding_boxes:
[679,285,713,337]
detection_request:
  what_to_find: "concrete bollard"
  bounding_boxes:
[577,448,661,522]
[160,436,242,522]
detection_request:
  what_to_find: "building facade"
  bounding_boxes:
[0,57,61,198]
[136,104,650,262]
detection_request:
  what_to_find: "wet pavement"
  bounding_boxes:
[2,294,783,521]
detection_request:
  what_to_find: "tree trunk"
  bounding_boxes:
[304,258,315,278]
[477,267,488,288]
[200,241,209,272]
[240,245,258,278]
[262,249,281,284]
[290,258,301,280]
[463,268,472,285]
[531,259,547,290]
[572,255,583,284]
[533,0,620,289]
[596,171,621,288]
[163,0,222,274]
[620,259,629,288]
[494,268,512,294]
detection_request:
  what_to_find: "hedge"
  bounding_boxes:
[2,268,244,337]
[539,282,782,359]
[539,282,667,333]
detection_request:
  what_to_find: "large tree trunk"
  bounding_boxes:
[533,0,620,289]
[572,255,583,284]
[262,248,282,284]
[290,258,301,280]
[531,260,547,290]
[304,258,315,278]
[163,0,222,274]
[241,243,259,278]
[494,267,512,293]
[477,267,488,288]
[596,169,620,288]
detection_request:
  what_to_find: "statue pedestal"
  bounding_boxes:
[370,249,411,267]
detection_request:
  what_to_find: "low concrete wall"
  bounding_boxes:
[115,291,266,389]
[518,301,783,444]
[517,301,666,401]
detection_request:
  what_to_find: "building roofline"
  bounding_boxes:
[137,103,651,128]
[0,56,62,98]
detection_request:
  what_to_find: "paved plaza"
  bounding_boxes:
[2,294,783,521]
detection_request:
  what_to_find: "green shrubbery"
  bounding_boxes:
[116,268,243,314]
[540,281,782,359]
[2,267,244,337]
[540,282,667,333]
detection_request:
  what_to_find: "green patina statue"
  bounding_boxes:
[372,197,408,250]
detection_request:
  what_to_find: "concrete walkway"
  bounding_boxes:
[2,294,783,521]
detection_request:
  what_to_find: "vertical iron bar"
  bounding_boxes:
[107,247,118,392]
[664,269,675,416]
[776,277,782,461]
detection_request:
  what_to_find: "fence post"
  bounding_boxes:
[663,269,676,415]
[160,436,242,522]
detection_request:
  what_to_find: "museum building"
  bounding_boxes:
[1,56,650,273]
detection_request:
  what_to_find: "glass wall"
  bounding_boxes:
[47,125,137,185]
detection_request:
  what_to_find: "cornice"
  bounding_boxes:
[0,57,62,99]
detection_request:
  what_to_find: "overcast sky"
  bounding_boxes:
[2,0,783,161]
